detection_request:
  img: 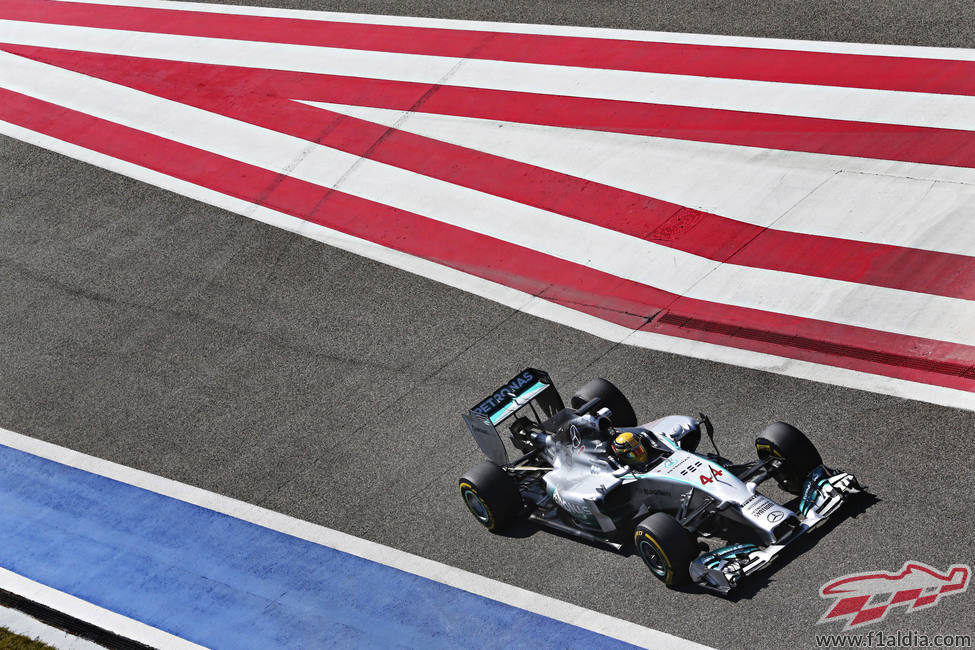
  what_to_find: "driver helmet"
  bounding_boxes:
[612,431,648,465]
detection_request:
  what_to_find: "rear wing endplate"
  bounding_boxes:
[462,368,563,465]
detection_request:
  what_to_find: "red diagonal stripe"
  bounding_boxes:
[9,45,975,304]
[0,87,665,330]
[851,605,888,625]
[890,588,922,603]
[646,312,975,382]
[6,43,969,172]
[915,594,939,606]
[4,0,975,96]
[2,87,973,392]
[827,595,870,618]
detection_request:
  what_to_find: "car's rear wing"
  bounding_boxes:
[461,368,564,465]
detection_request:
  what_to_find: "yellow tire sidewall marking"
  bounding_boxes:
[459,481,496,530]
[634,529,674,583]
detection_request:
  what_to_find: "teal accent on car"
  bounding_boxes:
[488,381,549,424]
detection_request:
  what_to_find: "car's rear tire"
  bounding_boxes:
[634,513,698,587]
[755,421,823,494]
[459,461,522,532]
[570,378,637,427]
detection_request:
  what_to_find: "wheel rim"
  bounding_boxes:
[639,540,668,578]
[463,488,491,524]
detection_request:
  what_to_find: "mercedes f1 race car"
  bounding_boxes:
[458,368,862,594]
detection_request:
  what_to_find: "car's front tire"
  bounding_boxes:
[459,461,522,532]
[634,513,698,587]
[755,421,824,494]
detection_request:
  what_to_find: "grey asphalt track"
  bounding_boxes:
[1,2,974,648]
[202,0,975,48]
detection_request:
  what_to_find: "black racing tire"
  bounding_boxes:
[633,513,698,587]
[459,461,523,532]
[570,378,637,427]
[755,421,824,494]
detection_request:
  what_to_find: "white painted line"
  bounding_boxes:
[51,0,975,61]
[305,101,975,257]
[0,604,105,650]
[3,119,973,412]
[0,426,712,650]
[0,569,205,649]
[3,20,975,131]
[2,52,974,347]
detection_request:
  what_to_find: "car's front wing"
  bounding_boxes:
[689,467,862,594]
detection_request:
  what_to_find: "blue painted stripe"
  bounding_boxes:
[0,444,635,649]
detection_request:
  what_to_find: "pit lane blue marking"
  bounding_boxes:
[0,443,636,649]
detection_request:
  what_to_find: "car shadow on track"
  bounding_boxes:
[495,519,638,556]
[493,519,540,540]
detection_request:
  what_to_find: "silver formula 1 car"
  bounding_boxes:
[458,368,862,594]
